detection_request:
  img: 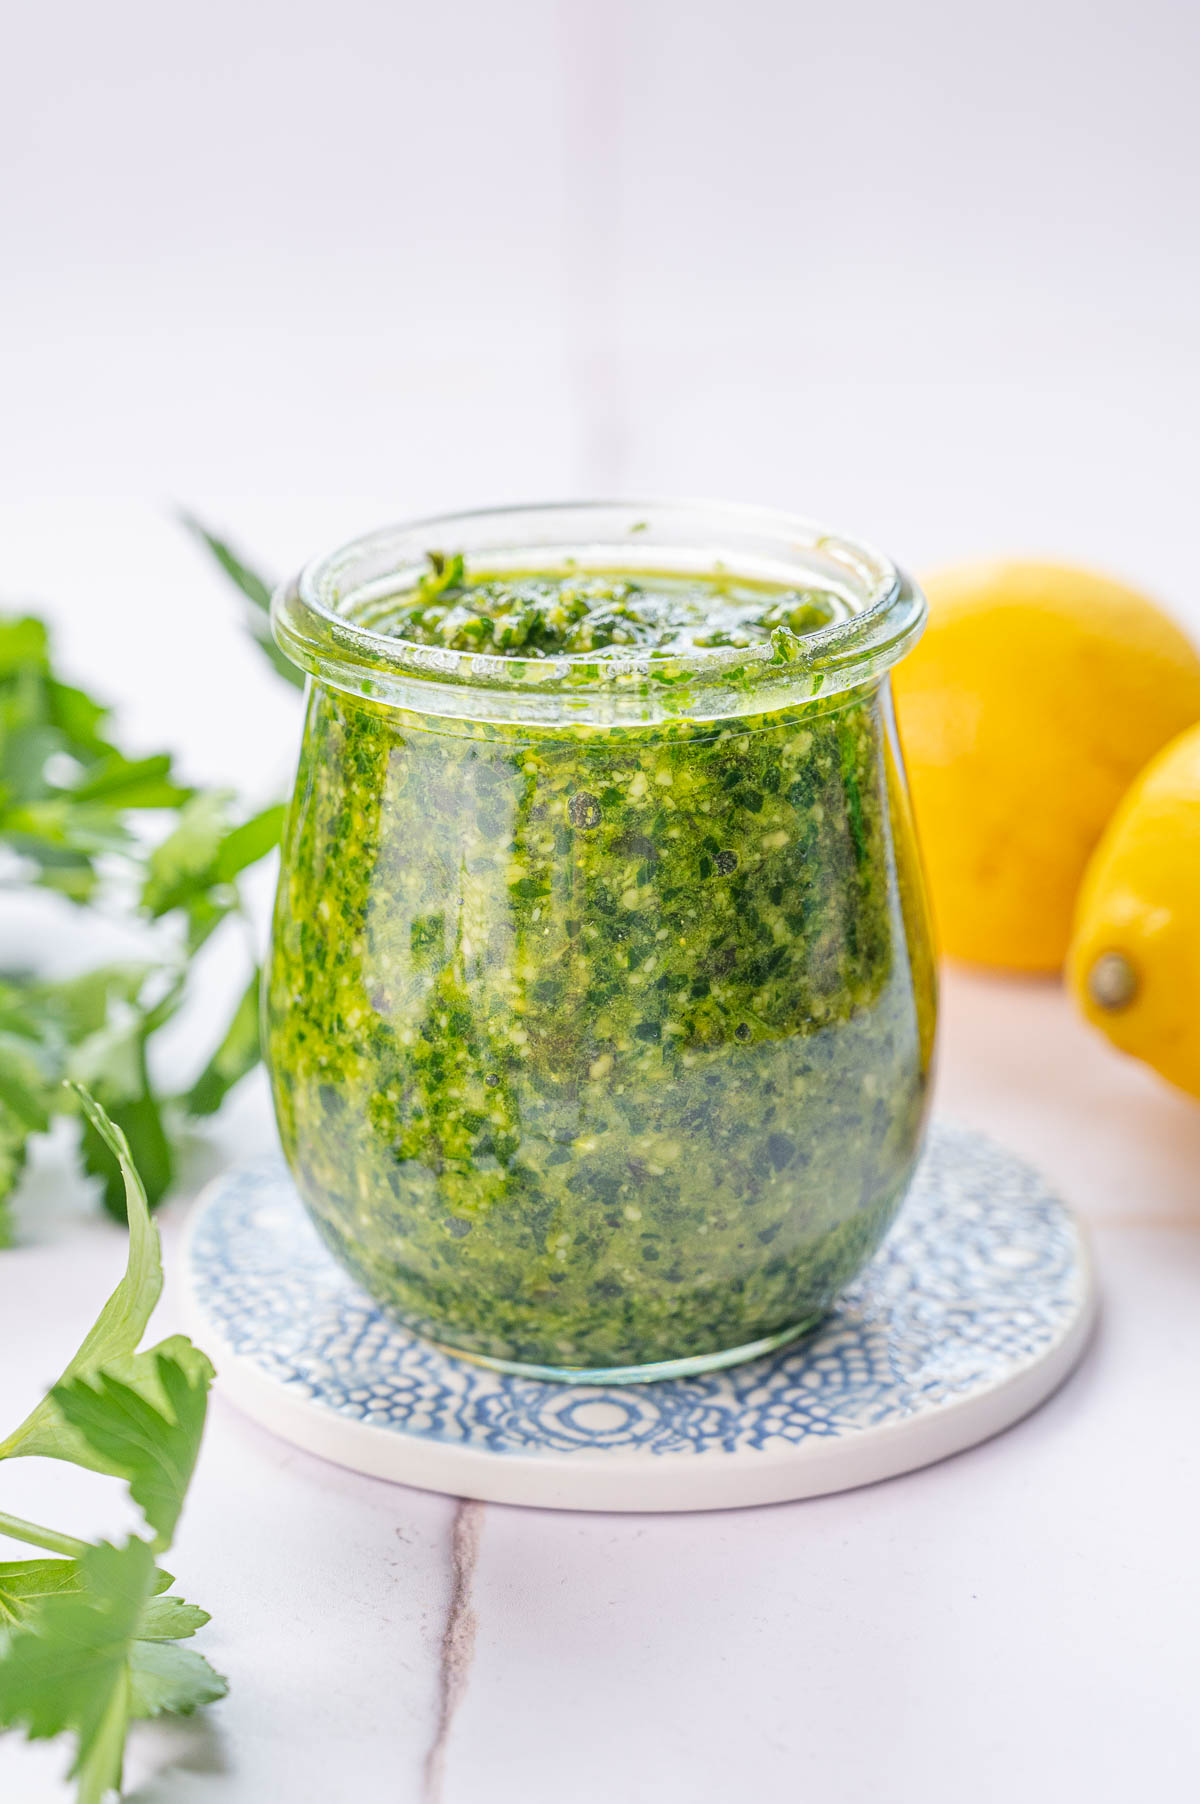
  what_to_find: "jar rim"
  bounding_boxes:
[273,498,926,728]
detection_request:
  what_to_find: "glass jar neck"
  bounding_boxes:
[272,500,926,730]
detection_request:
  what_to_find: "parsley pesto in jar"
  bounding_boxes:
[267,503,937,1380]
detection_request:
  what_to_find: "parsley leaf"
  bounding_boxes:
[0,1557,88,1627]
[127,1634,226,1721]
[0,1092,226,1799]
[0,616,188,904]
[1,591,286,1236]
[135,1589,210,1641]
[184,969,262,1117]
[0,1557,191,1639]
[53,1337,215,1550]
[78,1083,175,1224]
[0,1538,226,1804]
[179,514,303,690]
[0,1088,160,1463]
[141,796,285,949]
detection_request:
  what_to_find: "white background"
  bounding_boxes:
[2,2,1200,1800]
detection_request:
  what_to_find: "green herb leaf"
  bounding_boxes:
[140,791,236,921]
[0,1558,85,1627]
[26,963,152,1050]
[0,1559,189,1637]
[0,1538,226,1803]
[181,513,304,689]
[53,1337,215,1550]
[213,802,285,883]
[0,1537,153,1802]
[140,795,283,957]
[0,609,185,909]
[0,1093,226,1796]
[185,968,262,1117]
[0,614,50,675]
[44,677,109,753]
[0,1087,161,1462]
[0,1133,22,1247]
[179,514,272,612]
[0,1059,52,1134]
[2,549,290,1235]
[127,1635,227,1720]
[78,1084,175,1222]
[136,1590,210,1641]
[68,751,191,810]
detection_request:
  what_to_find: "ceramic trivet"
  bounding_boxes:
[182,1121,1095,1512]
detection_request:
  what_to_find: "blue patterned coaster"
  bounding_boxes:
[183,1122,1095,1511]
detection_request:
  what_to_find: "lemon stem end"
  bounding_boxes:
[1087,951,1139,1011]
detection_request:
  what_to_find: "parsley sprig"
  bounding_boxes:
[0,606,284,1240]
[0,520,298,1798]
[0,1087,225,1802]
[178,514,303,692]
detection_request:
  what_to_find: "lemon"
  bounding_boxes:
[1068,723,1200,1099]
[892,560,1200,971]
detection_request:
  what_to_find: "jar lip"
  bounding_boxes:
[274,498,926,727]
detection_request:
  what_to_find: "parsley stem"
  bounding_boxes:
[0,1508,90,1560]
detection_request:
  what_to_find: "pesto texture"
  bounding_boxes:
[266,569,936,1372]
[367,558,841,658]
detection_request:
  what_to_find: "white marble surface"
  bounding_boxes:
[3,0,1200,1796]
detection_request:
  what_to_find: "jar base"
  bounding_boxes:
[426,1314,825,1386]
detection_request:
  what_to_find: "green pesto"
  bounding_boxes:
[266,570,936,1372]
[368,557,842,658]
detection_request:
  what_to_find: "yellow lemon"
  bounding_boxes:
[892,560,1200,971]
[1068,723,1200,1100]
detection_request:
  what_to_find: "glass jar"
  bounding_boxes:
[266,501,937,1382]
